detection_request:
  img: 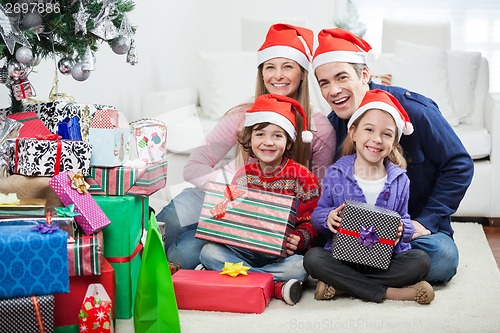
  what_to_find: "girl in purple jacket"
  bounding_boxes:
[304,90,435,304]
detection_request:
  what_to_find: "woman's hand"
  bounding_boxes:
[326,203,345,233]
[285,234,300,256]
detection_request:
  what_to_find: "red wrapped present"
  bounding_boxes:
[11,78,33,101]
[0,295,54,333]
[68,227,103,276]
[196,182,298,257]
[332,199,401,270]
[7,111,53,138]
[78,283,113,332]
[49,171,111,235]
[84,161,167,196]
[169,262,180,275]
[54,258,116,328]
[172,269,274,313]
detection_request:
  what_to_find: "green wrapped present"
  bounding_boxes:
[93,195,149,319]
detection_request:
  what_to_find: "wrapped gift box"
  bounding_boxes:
[172,270,273,313]
[93,195,148,319]
[0,217,74,239]
[0,174,63,208]
[0,295,54,333]
[0,224,69,299]
[7,111,53,138]
[12,137,92,177]
[0,198,46,219]
[54,258,116,329]
[49,171,111,235]
[196,182,298,257]
[68,227,103,277]
[129,118,167,163]
[332,199,401,270]
[23,100,116,142]
[84,160,167,196]
[88,109,130,167]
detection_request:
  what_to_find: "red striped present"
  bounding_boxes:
[196,182,299,257]
[67,227,103,276]
[84,161,167,196]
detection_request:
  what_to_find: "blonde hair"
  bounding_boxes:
[341,109,407,169]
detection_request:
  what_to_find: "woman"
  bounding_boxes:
[158,23,336,269]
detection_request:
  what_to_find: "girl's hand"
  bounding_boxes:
[395,221,403,245]
[285,234,300,256]
[326,203,345,233]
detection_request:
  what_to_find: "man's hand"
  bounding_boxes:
[326,203,345,233]
[412,219,431,240]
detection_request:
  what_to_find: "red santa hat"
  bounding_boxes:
[257,23,314,71]
[347,89,414,141]
[244,94,313,143]
[312,28,374,70]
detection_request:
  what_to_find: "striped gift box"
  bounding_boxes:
[84,160,167,196]
[67,226,103,276]
[196,182,298,257]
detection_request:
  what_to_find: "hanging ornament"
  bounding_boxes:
[29,54,42,67]
[58,57,76,75]
[11,78,34,101]
[71,62,91,81]
[126,39,138,65]
[15,46,33,64]
[81,46,95,71]
[7,59,28,78]
[0,65,8,84]
[110,36,130,55]
[73,1,91,35]
[20,12,44,33]
[118,14,134,37]
[90,1,119,40]
[0,5,32,54]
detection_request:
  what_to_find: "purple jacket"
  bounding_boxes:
[312,154,414,253]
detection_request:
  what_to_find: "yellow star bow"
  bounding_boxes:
[220,262,250,277]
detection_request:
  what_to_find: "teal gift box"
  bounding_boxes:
[0,224,69,299]
[93,195,148,319]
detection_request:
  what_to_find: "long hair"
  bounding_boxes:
[340,110,407,169]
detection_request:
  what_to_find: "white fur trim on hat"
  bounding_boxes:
[301,130,313,143]
[347,101,406,140]
[312,51,366,70]
[244,111,297,141]
[258,45,310,71]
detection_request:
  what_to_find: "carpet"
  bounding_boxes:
[116,222,500,333]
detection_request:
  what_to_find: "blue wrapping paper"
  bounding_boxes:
[0,224,69,299]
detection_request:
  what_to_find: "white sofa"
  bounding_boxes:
[141,23,500,221]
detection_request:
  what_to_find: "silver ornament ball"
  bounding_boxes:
[7,59,27,78]
[71,62,91,81]
[21,12,43,30]
[111,36,131,55]
[58,57,76,75]
[15,47,34,64]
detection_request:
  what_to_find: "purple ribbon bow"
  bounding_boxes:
[357,225,380,249]
[32,223,59,234]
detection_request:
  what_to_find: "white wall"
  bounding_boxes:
[1,0,339,121]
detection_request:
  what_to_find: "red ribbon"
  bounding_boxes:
[32,134,62,175]
[210,185,246,219]
[337,227,395,246]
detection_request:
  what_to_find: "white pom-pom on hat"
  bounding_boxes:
[301,130,313,143]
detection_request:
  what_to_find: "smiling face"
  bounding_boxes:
[350,109,397,173]
[262,57,304,100]
[315,62,370,119]
[250,123,290,173]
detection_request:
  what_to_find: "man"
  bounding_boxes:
[309,28,474,284]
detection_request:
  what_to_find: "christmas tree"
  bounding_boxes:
[0,0,137,112]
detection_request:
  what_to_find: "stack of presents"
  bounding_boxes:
[0,100,169,332]
[0,100,402,328]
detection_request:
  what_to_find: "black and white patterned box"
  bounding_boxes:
[331,199,401,270]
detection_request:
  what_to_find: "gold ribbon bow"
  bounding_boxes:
[220,262,250,277]
[210,185,246,219]
[68,172,90,194]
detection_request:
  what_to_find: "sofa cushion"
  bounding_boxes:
[198,51,257,120]
[454,125,491,160]
[391,40,459,127]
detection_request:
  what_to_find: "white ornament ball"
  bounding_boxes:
[15,47,34,64]
[111,36,131,55]
[71,62,91,81]
[58,57,75,75]
[7,59,27,78]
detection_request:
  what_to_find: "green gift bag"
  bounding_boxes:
[134,213,181,333]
